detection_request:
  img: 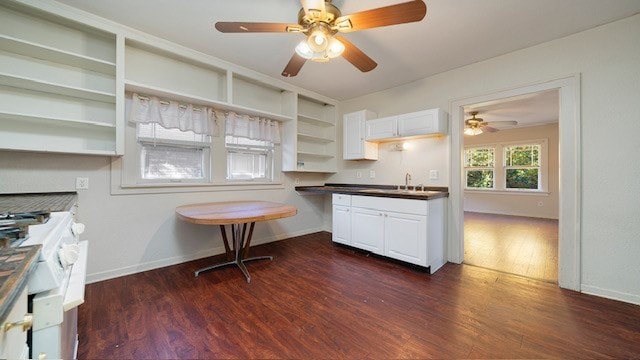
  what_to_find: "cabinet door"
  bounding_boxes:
[351,207,384,254]
[343,110,378,160]
[398,109,441,137]
[366,116,398,140]
[332,205,351,245]
[384,211,427,266]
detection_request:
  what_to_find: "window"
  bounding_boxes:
[504,144,540,190]
[465,140,548,193]
[225,136,274,181]
[465,147,495,189]
[137,123,211,182]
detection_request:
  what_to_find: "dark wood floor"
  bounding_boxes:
[464,212,558,282]
[79,232,640,359]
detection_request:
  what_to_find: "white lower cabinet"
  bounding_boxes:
[332,194,352,245]
[351,207,385,254]
[332,194,446,273]
[384,211,427,266]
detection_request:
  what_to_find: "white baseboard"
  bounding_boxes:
[85,227,325,284]
[581,284,640,306]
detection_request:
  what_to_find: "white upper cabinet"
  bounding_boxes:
[398,108,447,137]
[343,109,378,160]
[365,108,447,142]
[366,115,398,140]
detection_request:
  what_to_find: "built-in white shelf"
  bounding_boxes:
[297,132,333,143]
[297,151,334,159]
[0,73,116,103]
[0,111,116,129]
[0,35,116,75]
[125,80,294,122]
[298,113,334,127]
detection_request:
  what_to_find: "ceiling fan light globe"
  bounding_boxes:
[308,28,329,52]
[295,40,313,59]
[326,37,345,58]
[464,127,483,136]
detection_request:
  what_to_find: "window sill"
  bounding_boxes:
[464,189,549,196]
[111,180,284,195]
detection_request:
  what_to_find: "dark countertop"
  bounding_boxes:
[0,245,41,324]
[0,192,77,213]
[295,183,449,200]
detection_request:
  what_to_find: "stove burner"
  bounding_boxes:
[0,212,50,248]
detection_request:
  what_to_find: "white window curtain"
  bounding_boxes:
[129,93,220,136]
[225,112,281,144]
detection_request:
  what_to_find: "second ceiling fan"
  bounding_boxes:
[215,0,427,77]
[464,111,518,136]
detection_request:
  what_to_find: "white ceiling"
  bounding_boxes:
[465,89,560,129]
[48,0,637,128]
[54,0,640,102]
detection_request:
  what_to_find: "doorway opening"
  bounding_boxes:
[449,75,581,291]
[461,90,559,283]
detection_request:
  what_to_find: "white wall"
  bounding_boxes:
[333,14,640,304]
[0,151,330,282]
[464,124,559,219]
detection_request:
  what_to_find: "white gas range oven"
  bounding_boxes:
[0,193,88,360]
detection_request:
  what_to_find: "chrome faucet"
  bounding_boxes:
[405,173,412,190]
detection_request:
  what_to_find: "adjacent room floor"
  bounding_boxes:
[78,232,640,359]
[464,211,558,283]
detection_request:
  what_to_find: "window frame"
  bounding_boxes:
[225,135,275,182]
[464,139,549,194]
[113,94,283,195]
[464,147,496,190]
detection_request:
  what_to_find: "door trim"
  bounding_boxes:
[448,74,581,291]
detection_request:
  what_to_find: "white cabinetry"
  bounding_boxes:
[351,207,385,254]
[331,194,351,245]
[333,194,446,273]
[366,116,398,140]
[365,108,447,142]
[0,287,29,359]
[397,108,447,137]
[343,110,378,160]
[0,2,120,155]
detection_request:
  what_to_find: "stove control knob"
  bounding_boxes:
[71,222,85,237]
[58,243,80,268]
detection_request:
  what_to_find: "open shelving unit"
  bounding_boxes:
[0,2,118,155]
[1,0,338,171]
[282,96,337,173]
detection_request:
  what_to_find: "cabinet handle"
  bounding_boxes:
[4,313,33,332]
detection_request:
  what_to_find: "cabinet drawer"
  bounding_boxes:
[352,195,427,215]
[332,193,351,206]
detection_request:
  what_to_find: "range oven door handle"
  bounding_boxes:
[63,240,88,312]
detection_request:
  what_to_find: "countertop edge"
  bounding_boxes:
[295,184,449,200]
[0,245,42,325]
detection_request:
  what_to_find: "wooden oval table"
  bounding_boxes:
[176,201,297,283]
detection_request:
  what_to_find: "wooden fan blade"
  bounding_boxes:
[486,121,518,126]
[301,0,326,20]
[215,22,296,33]
[335,36,377,73]
[334,0,426,32]
[282,53,307,77]
[481,125,498,133]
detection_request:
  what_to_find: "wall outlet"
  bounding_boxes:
[75,177,89,190]
[369,170,376,178]
[294,178,300,185]
[356,171,362,179]
[429,170,438,180]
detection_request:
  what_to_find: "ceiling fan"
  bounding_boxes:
[464,111,518,136]
[214,0,427,77]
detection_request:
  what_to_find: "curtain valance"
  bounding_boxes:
[224,112,281,144]
[129,93,220,136]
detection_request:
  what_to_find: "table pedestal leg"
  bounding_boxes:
[194,222,272,283]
